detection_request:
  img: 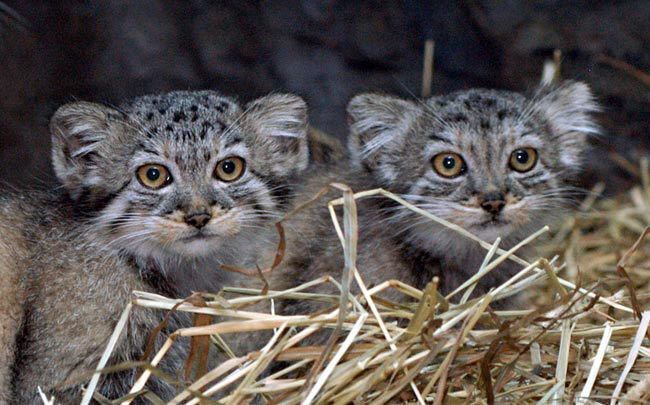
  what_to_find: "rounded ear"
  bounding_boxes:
[242,93,309,175]
[50,101,122,199]
[346,93,420,171]
[530,81,600,167]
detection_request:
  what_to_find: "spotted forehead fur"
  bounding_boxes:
[346,82,599,255]
[125,91,237,137]
[121,91,242,169]
[348,81,599,190]
[50,90,309,211]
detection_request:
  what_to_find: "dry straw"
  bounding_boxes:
[75,158,649,404]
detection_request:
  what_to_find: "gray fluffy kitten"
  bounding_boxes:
[0,90,308,403]
[278,81,599,309]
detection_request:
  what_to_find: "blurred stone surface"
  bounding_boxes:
[0,0,648,193]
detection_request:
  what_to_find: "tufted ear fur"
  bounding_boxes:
[243,93,309,175]
[50,101,124,200]
[346,93,420,171]
[530,81,600,168]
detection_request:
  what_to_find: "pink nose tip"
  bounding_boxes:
[184,212,211,229]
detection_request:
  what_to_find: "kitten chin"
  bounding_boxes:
[136,235,228,258]
[279,82,597,314]
[1,90,310,403]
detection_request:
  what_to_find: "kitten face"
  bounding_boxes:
[348,82,598,247]
[51,91,308,259]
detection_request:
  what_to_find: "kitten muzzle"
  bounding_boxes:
[479,192,506,215]
[184,212,211,229]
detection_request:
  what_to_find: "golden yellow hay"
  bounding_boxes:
[83,158,649,404]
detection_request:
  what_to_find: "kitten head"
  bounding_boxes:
[51,91,308,259]
[347,81,599,249]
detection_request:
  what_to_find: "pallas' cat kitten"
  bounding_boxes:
[278,81,598,309]
[0,90,308,403]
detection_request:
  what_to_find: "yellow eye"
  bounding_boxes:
[136,164,172,189]
[214,156,246,182]
[509,148,538,172]
[432,152,466,178]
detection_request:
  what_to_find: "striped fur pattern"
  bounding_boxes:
[51,90,308,292]
[348,81,599,257]
[277,82,598,323]
[1,90,308,402]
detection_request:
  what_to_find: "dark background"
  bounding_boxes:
[1,1,648,193]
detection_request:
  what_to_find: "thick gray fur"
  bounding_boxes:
[278,82,599,318]
[0,90,308,403]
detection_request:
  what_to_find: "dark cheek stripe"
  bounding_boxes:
[134,190,162,197]
[249,169,293,211]
[107,204,132,232]
[518,172,548,187]
[227,180,259,200]
[74,180,131,217]
[522,178,549,187]
[269,182,293,210]
[519,173,546,185]
[413,181,458,197]
[252,202,265,214]
[520,171,544,181]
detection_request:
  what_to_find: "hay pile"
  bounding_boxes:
[75,160,649,405]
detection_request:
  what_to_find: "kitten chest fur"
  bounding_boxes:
[0,89,309,402]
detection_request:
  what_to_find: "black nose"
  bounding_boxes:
[480,192,506,215]
[185,212,211,229]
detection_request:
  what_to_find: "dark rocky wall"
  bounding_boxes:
[1,0,648,193]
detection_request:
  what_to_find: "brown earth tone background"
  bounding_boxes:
[1,1,648,193]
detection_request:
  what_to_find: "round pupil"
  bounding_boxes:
[146,167,160,181]
[516,150,529,164]
[443,156,456,170]
[222,160,235,174]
